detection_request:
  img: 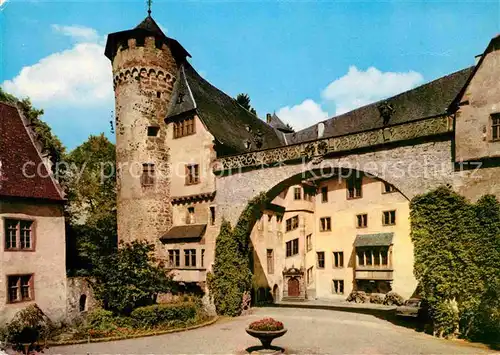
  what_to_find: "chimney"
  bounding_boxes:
[266,113,272,123]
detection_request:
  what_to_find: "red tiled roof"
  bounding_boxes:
[0,102,64,201]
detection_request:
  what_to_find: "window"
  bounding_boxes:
[201,249,205,268]
[321,187,328,203]
[294,187,302,200]
[383,210,396,226]
[356,214,368,228]
[307,267,313,285]
[209,207,216,225]
[184,249,197,267]
[266,249,274,274]
[491,113,500,141]
[286,238,299,257]
[141,163,155,187]
[319,217,331,232]
[357,248,389,268]
[333,280,344,295]
[185,164,200,185]
[7,275,33,303]
[168,249,180,267]
[317,252,325,268]
[186,207,195,224]
[173,117,195,138]
[147,126,160,137]
[333,251,344,268]
[382,182,396,194]
[347,176,362,199]
[285,215,299,232]
[4,220,34,251]
[156,91,161,98]
[306,234,312,252]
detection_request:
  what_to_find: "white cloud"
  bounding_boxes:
[276,99,329,131]
[275,66,424,131]
[321,66,424,115]
[51,24,100,43]
[2,26,112,107]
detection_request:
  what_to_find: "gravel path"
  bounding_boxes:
[47,307,494,354]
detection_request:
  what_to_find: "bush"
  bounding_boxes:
[383,292,405,306]
[431,300,459,338]
[91,240,175,315]
[130,302,197,328]
[369,294,384,304]
[5,304,52,352]
[346,291,369,303]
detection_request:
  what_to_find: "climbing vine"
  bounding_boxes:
[208,193,270,316]
[410,186,500,344]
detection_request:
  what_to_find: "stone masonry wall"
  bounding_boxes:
[216,139,457,227]
[113,37,178,249]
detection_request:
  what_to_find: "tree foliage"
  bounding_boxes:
[62,134,117,274]
[235,93,257,115]
[0,87,65,166]
[208,193,269,316]
[410,186,500,343]
[91,240,174,315]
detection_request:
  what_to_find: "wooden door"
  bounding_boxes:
[288,277,300,297]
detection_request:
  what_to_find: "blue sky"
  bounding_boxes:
[1,0,499,150]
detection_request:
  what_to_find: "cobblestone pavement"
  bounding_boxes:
[47,307,494,354]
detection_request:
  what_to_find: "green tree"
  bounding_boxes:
[236,93,257,115]
[63,134,117,274]
[64,134,116,225]
[0,87,65,166]
[91,240,174,315]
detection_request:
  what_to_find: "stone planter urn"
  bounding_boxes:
[246,318,287,349]
[245,328,287,348]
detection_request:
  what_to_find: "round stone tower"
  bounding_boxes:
[105,15,190,245]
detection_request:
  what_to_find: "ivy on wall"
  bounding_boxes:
[410,186,500,344]
[208,193,270,316]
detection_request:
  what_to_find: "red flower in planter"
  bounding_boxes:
[249,318,284,331]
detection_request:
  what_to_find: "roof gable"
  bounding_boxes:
[167,62,283,154]
[0,102,64,201]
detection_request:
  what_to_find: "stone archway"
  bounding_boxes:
[215,140,454,226]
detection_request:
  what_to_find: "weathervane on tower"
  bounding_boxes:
[147,0,152,16]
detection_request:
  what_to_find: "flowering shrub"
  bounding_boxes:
[249,318,284,331]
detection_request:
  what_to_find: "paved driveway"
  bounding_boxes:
[47,307,494,354]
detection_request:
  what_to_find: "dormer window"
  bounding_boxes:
[245,124,251,132]
[177,92,185,104]
[244,140,251,150]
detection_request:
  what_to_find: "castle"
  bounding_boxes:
[105,14,500,302]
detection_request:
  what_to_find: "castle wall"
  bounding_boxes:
[0,200,67,324]
[112,37,178,247]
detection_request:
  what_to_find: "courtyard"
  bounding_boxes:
[46,307,492,354]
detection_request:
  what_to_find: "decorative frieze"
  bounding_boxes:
[215,116,451,172]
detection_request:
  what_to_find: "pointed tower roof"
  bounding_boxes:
[105,15,190,61]
[135,15,164,35]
